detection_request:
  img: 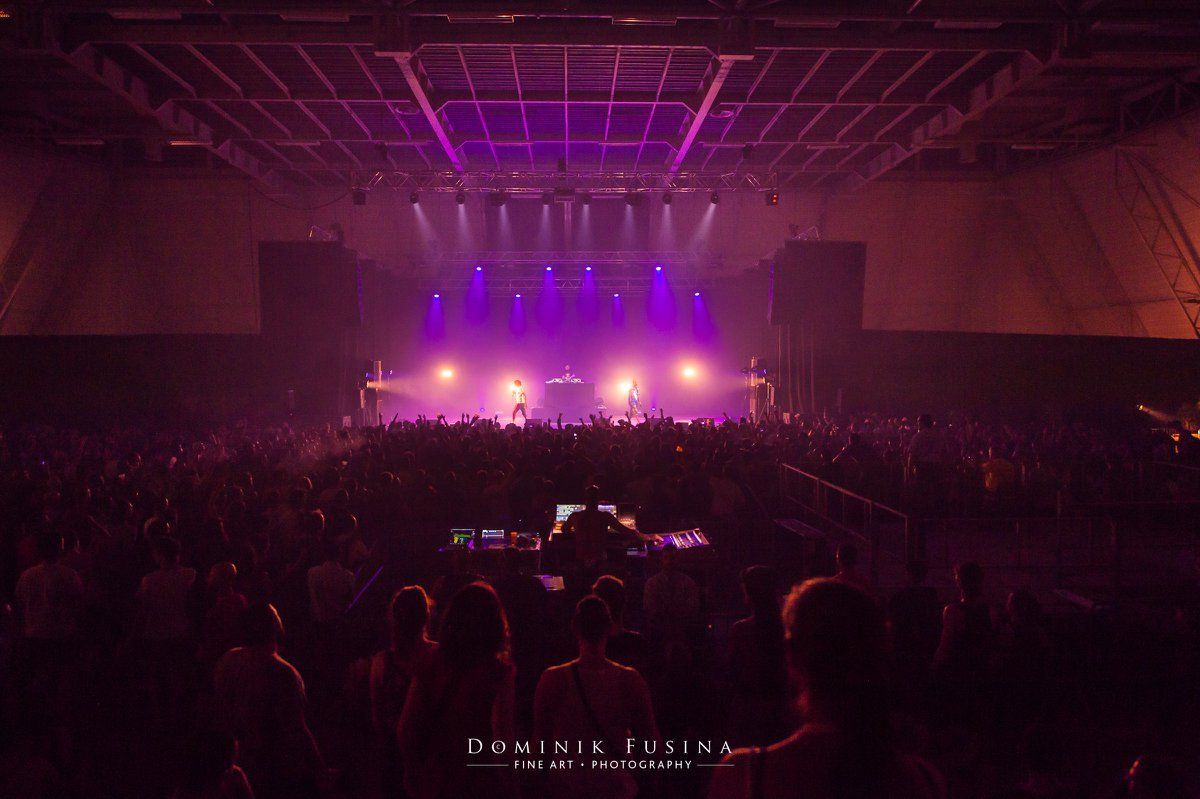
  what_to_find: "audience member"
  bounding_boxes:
[591,574,646,672]
[643,545,700,644]
[710,579,946,799]
[398,582,516,799]
[214,603,325,799]
[533,595,659,799]
[369,586,435,799]
[726,565,789,747]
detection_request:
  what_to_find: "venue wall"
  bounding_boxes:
[4,110,1200,340]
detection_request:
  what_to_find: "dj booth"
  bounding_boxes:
[535,380,596,421]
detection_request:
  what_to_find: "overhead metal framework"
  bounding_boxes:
[418,250,709,295]
[2,2,1199,191]
[1115,151,1200,339]
[356,169,777,192]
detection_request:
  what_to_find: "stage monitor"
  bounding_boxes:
[449,528,474,545]
[481,528,506,541]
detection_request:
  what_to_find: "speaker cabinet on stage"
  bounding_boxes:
[258,241,364,422]
[768,240,866,330]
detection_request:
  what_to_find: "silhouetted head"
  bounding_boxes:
[784,578,887,719]
[592,575,627,625]
[573,594,613,645]
[741,565,780,619]
[955,561,984,601]
[241,603,284,648]
[439,582,509,672]
[36,531,64,562]
[584,484,601,511]
[389,585,431,652]
[152,535,182,567]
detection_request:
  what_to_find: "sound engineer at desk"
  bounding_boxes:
[562,485,659,569]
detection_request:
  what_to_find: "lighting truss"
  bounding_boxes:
[417,251,713,296]
[438,251,699,267]
[352,170,779,193]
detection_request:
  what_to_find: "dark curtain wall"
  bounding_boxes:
[1,263,1197,426]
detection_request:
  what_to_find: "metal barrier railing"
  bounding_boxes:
[780,463,911,583]
[779,463,1151,592]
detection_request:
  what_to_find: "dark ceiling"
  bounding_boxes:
[1,1,1199,192]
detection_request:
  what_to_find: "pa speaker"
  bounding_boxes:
[259,241,361,336]
[769,240,865,329]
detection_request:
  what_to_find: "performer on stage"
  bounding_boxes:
[627,380,642,416]
[512,380,528,422]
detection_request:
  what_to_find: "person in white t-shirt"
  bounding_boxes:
[511,380,528,423]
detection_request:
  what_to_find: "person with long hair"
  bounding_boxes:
[709,579,945,799]
[370,586,437,798]
[398,582,516,799]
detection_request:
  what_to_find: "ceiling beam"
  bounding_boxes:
[836,51,884,102]
[347,44,426,169]
[924,50,989,103]
[63,18,1055,53]
[380,48,464,171]
[57,42,287,189]
[183,44,243,97]
[880,50,934,103]
[668,53,750,175]
[843,50,1052,190]
[48,1,1200,27]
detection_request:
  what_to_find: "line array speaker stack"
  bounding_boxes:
[768,240,866,414]
[259,241,363,422]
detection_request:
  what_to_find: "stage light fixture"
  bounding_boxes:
[662,192,672,205]
[624,191,643,206]
[710,191,719,204]
[764,190,779,206]
[655,265,663,272]
[455,191,466,205]
[542,191,554,205]
[613,293,620,298]
[351,188,367,206]
[439,367,454,380]
[488,191,508,207]
[433,293,440,299]
[694,291,701,297]
[681,365,698,379]
[475,265,483,272]
[409,191,419,204]
[515,293,522,298]
[580,193,591,205]
[545,266,553,271]
[585,266,592,272]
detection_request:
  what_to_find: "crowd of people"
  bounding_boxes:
[1,413,1196,798]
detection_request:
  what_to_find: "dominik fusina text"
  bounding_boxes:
[469,739,732,756]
